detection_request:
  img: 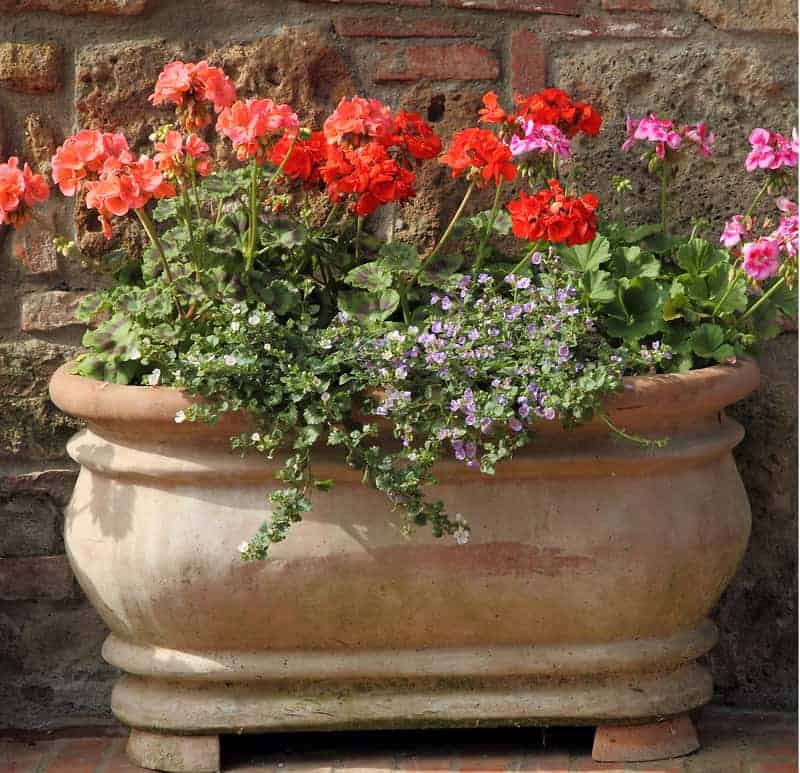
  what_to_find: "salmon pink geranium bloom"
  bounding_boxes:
[0,156,49,227]
[51,130,130,196]
[217,98,299,162]
[154,131,213,178]
[323,96,397,146]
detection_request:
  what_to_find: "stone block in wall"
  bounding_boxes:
[0,42,62,93]
[12,204,60,277]
[23,113,59,177]
[374,43,499,82]
[0,0,151,13]
[0,494,64,557]
[0,556,74,600]
[301,0,430,6]
[688,0,797,34]
[20,291,89,332]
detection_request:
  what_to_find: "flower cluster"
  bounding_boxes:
[509,121,571,160]
[622,114,715,159]
[507,180,598,246]
[440,127,516,187]
[154,130,212,179]
[0,157,49,228]
[51,130,130,196]
[217,98,300,162]
[149,60,236,130]
[745,128,798,172]
[269,131,328,186]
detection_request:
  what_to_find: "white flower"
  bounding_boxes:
[238,541,249,554]
[251,432,261,442]
[231,304,243,316]
[453,513,470,545]
[174,410,186,424]
[146,369,161,386]
[263,343,272,352]
[231,320,241,332]
[248,312,261,326]
[320,392,330,403]
[129,347,141,361]
[223,354,237,367]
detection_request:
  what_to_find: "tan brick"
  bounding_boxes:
[20,291,89,332]
[0,42,62,92]
[0,555,74,600]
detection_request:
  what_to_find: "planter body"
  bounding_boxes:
[49,360,758,738]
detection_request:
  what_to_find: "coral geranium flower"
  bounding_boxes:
[52,130,130,196]
[0,157,49,228]
[154,131,212,178]
[323,96,397,146]
[217,98,299,162]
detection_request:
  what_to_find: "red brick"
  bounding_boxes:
[375,43,499,82]
[0,0,151,13]
[20,291,89,332]
[562,15,690,37]
[303,0,430,6]
[0,555,74,600]
[47,738,108,773]
[335,16,477,37]
[510,29,545,97]
[0,42,62,92]
[444,0,580,15]
[516,752,571,771]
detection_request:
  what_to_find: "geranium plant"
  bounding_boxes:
[5,65,797,558]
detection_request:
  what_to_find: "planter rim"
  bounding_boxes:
[49,357,760,430]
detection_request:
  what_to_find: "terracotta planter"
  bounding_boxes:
[49,359,759,772]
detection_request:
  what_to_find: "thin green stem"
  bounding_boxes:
[741,275,787,321]
[355,215,363,261]
[246,156,259,274]
[423,180,477,269]
[474,180,504,273]
[181,186,201,278]
[744,178,771,220]
[322,203,341,228]
[268,135,298,186]
[135,208,184,316]
[660,161,670,235]
[510,243,541,276]
[600,413,668,449]
[400,283,411,325]
[712,263,742,317]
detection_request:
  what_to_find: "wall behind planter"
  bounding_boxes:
[0,0,796,729]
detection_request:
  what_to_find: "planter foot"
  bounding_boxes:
[592,716,700,762]
[126,729,220,772]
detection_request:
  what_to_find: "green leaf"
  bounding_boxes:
[338,289,400,322]
[689,322,735,362]
[418,253,464,287]
[582,270,615,303]
[676,238,724,276]
[344,261,393,292]
[612,245,661,280]
[604,277,666,342]
[617,223,663,244]
[560,236,611,273]
[491,209,512,235]
[255,280,299,315]
[705,263,748,314]
[378,243,421,272]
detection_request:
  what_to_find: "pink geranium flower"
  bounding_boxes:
[323,96,396,146]
[217,98,299,162]
[773,198,798,258]
[720,215,748,248]
[742,237,781,280]
[622,115,715,161]
[745,127,798,172]
[154,131,212,178]
[0,156,49,227]
[683,122,715,157]
[509,121,571,159]
[51,130,129,196]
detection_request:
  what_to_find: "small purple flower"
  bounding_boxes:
[531,252,542,266]
[509,418,523,432]
[430,293,440,306]
[518,404,530,418]
[515,277,531,290]
[441,296,453,311]
[543,407,556,421]
[468,328,480,341]
[480,418,493,434]
[558,344,570,360]
[478,273,491,285]
[504,273,516,285]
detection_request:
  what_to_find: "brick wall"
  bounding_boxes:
[0,0,796,729]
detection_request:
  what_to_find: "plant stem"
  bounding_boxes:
[355,215,363,261]
[474,180,504,273]
[322,203,340,227]
[135,208,184,316]
[181,187,201,278]
[246,157,259,274]
[424,180,476,268]
[745,178,771,220]
[741,275,787,321]
[660,161,670,235]
[268,135,298,186]
[600,413,668,449]
[511,242,541,276]
[399,282,411,325]
[712,263,742,317]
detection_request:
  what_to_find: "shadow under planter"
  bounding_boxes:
[48,359,760,772]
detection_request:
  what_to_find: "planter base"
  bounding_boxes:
[127,729,220,773]
[592,716,700,762]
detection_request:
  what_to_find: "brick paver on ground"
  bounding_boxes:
[0,709,796,772]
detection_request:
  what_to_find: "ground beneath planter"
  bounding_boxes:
[0,708,796,772]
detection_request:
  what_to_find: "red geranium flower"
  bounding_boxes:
[478,91,514,125]
[321,141,416,216]
[440,128,516,187]
[516,88,602,138]
[395,111,442,160]
[270,131,328,186]
[507,179,598,246]
[323,96,397,147]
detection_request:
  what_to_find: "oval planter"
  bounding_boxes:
[49,358,759,772]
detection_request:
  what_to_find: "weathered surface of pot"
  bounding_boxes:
[49,359,759,771]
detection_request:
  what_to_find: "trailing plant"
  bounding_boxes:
[3,65,796,557]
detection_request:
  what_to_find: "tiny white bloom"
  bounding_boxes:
[223,354,237,367]
[248,312,261,326]
[238,541,249,554]
[174,410,186,424]
[320,392,330,403]
[263,343,272,352]
[231,304,243,316]
[251,432,261,442]
[231,320,241,332]
[454,527,470,546]
[146,369,161,386]
[129,347,141,361]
